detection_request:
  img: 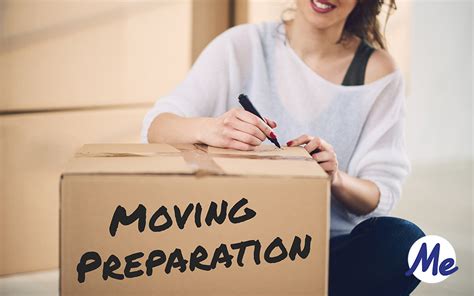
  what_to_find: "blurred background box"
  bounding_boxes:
[0,0,229,112]
[0,0,231,275]
[0,107,148,275]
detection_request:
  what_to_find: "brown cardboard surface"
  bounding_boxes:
[214,157,326,177]
[64,156,193,175]
[60,144,330,295]
[67,143,327,178]
[0,107,147,275]
[0,0,230,112]
[0,118,4,271]
[61,176,329,296]
[207,144,311,158]
[0,1,191,111]
[0,1,136,38]
[192,0,230,62]
[76,143,183,156]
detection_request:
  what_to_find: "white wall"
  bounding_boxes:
[406,0,472,165]
[394,3,473,294]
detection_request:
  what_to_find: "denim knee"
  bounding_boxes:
[353,216,425,251]
[381,217,425,247]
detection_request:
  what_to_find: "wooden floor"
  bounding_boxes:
[0,162,472,295]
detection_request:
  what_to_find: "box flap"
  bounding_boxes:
[63,144,328,178]
[75,143,183,156]
[207,145,311,158]
[63,156,193,175]
[213,158,326,178]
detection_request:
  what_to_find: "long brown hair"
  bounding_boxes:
[282,0,397,49]
[342,0,397,49]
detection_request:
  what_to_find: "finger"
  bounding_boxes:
[236,110,276,140]
[316,137,334,152]
[312,151,333,163]
[304,137,322,154]
[319,161,337,173]
[226,139,254,151]
[306,137,334,154]
[286,134,314,147]
[264,117,277,129]
[227,117,266,141]
[226,129,262,146]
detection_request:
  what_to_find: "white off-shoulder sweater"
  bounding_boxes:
[141,21,411,238]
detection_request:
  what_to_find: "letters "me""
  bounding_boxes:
[405,242,458,277]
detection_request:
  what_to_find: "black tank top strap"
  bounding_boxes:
[341,39,375,86]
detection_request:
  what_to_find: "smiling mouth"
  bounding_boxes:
[310,0,336,13]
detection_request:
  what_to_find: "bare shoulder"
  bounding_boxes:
[365,49,398,83]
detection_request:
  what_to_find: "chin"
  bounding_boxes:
[297,0,356,30]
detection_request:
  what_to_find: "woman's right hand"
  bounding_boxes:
[198,108,278,150]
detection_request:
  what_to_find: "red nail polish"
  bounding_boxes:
[286,141,293,146]
[270,132,277,139]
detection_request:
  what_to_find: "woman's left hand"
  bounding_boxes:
[287,135,339,180]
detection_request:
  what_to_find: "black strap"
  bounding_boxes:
[341,40,375,86]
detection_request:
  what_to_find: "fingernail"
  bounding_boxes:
[286,141,293,146]
[270,132,277,139]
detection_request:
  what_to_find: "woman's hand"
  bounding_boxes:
[198,108,278,150]
[287,134,381,215]
[287,135,339,181]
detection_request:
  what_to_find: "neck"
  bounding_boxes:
[286,12,348,60]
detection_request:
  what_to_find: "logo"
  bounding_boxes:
[405,235,458,283]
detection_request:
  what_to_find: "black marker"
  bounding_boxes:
[238,94,281,148]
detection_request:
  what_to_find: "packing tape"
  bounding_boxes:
[180,148,225,176]
[76,144,314,176]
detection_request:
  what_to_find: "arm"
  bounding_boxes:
[142,30,230,145]
[331,171,380,216]
[147,113,209,144]
[148,111,278,151]
[142,26,277,149]
[287,135,380,215]
[288,71,409,217]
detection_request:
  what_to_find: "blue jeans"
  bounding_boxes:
[329,217,425,296]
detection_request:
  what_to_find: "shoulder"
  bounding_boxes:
[365,48,398,83]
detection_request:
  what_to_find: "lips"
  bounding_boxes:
[310,0,336,13]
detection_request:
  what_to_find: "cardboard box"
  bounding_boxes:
[234,0,289,25]
[0,107,148,275]
[0,0,229,112]
[60,143,330,295]
[192,0,231,62]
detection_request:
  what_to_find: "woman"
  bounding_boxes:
[142,0,425,295]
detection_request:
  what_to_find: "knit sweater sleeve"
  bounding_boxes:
[140,29,233,143]
[346,71,411,220]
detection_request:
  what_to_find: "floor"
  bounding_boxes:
[0,162,472,296]
[0,270,58,296]
[391,161,473,296]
